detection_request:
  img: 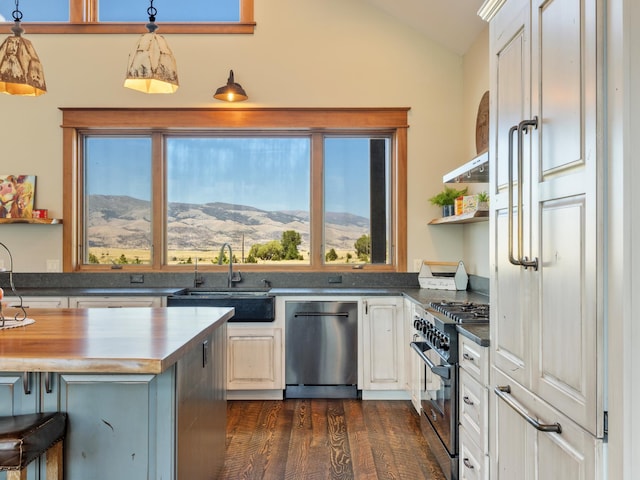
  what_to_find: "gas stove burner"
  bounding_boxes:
[429,300,490,323]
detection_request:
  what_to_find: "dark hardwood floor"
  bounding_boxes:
[220,399,446,479]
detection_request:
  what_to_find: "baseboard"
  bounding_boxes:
[361,390,411,400]
[227,389,284,400]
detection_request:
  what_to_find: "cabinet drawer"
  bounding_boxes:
[459,334,488,385]
[459,368,488,452]
[459,425,488,480]
[3,296,69,309]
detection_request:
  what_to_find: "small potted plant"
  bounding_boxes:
[476,191,489,210]
[429,186,468,217]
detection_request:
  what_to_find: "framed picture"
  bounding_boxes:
[0,175,36,218]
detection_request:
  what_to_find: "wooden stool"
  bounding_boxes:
[0,412,67,480]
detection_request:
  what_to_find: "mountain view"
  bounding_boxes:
[87,195,370,259]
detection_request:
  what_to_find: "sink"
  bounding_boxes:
[167,288,275,322]
[175,288,272,298]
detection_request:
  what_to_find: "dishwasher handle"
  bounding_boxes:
[293,311,350,317]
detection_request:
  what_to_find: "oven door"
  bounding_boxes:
[410,341,457,455]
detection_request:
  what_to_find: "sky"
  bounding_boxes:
[0,0,240,22]
[85,136,384,218]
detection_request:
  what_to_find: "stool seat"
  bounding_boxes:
[0,412,67,474]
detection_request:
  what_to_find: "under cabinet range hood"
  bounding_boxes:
[443,150,488,183]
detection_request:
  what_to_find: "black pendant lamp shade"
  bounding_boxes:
[214,70,248,102]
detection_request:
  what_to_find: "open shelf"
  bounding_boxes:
[428,210,488,225]
[0,218,62,225]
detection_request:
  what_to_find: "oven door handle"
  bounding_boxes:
[410,342,451,380]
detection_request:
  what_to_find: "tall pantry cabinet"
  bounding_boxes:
[481,0,605,477]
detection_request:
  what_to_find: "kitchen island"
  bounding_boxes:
[0,306,232,480]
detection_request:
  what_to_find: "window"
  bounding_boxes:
[323,137,392,265]
[0,0,254,34]
[165,136,311,265]
[62,108,408,272]
[83,136,152,265]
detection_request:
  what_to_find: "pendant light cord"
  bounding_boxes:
[146,0,159,33]
[12,0,23,22]
[147,0,157,22]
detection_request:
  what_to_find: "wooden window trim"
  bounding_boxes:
[8,0,254,34]
[61,107,409,273]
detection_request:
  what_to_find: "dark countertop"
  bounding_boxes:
[456,323,490,347]
[5,286,490,346]
[6,287,183,297]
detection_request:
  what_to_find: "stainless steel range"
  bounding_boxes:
[410,300,489,480]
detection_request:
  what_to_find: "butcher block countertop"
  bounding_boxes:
[0,306,233,374]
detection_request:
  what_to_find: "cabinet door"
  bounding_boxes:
[177,329,226,479]
[490,0,603,438]
[59,372,174,480]
[529,0,603,436]
[406,301,422,413]
[227,327,283,390]
[69,296,163,308]
[0,372,38,415]
[490,0,533,389]
[491,368,602,480]
[362,297,404,390]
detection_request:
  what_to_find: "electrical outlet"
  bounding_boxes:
[328,275,342,284]
[46,259,60,272]
[130,274,144,284]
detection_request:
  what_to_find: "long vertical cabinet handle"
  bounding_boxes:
[517,117,539,270]
[507,125,522,266]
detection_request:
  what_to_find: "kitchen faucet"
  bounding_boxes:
[193,257,204,288]
[218,243,241,288]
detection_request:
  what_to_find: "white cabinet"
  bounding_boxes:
[227,326,283,391]
[458,335,489,480]
[405,300,423,414]
[69,296,164,308]
[490,368,602,480]
[361,296,405,391]
[3,296,69,308]
[486,0,604,476]
[226,296,285,399]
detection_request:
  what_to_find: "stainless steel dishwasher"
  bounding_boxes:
[285,300,359,399]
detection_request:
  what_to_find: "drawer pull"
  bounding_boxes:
[463,395,474,406]
[463,458,475,469]
[463,353,475,361]
[495,385,562,433]
[22,372,31,395]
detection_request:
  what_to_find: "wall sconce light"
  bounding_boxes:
[0,0,46,96]
[124,0,179,94]
[214,70,248,102]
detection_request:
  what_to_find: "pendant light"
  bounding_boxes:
[0,0,46,96]
[124,0,179,94]
[214,70,248,102]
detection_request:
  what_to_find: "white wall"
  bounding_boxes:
[461,26,490,278]
[0,0,488,273]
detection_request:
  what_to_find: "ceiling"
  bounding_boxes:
[364,0,488,55]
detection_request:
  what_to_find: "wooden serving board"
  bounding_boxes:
[476,90,490,154]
